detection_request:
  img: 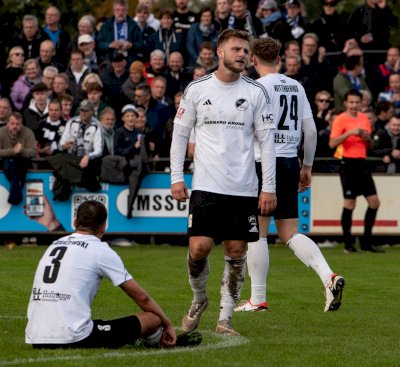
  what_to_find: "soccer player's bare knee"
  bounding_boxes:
[189,237,213,260]
[223,240,246,258]
[137,312,162,336]
[366,195,380,210]
[276,219,298,244]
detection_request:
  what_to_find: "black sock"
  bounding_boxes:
[341,208,353,247]
[362,207,378,248]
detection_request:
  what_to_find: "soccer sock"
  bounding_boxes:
[219,255,246,321]
[142,327,163,348]
[188,254,210,303]
[341,208,353,247]
[363,207,378,246]
[287,233,334,286]
[247,238,269,305]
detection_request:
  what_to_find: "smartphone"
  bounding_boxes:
[26,179,44,217]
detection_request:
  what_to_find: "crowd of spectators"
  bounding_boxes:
[0,0,399,206]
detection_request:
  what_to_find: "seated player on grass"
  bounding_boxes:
[25,200,201,349]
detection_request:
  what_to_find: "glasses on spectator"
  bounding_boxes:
[318,99,331,103]
[14,53,25,56]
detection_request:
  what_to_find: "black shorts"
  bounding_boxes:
[339,158,377,199]
[32,315,141,349]
[188,190,259,244]
[256,157,299,220]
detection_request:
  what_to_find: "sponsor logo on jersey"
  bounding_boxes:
[274,133,300,144]
[235,98,249,111]
[203,99,212,105]
[32,288,71,302]
[273,85,299,92]
[177,107,185,118]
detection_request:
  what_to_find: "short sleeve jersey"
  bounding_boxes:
[254,73,313,161]
[330,112,371,158]
[174,73,274,197]
[25,233,132,344]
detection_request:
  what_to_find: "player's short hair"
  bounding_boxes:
[75,200,107,232]
[251,37,281,65]
[344,89,362,101]
[217,29,251,48]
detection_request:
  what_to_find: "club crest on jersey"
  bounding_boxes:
[177,107,185,118]
[235,98,248,111]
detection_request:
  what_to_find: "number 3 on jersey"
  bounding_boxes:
[43,246,67,283]
[278,95,298,130]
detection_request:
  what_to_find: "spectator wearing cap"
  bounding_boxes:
[312,0,350,56]
[0,112,37,205]
[96,0,143,63]
[269,0,310,46]
[50,99,103,200]
[101,52,130,122]
[122,61,146,105]
[10,59,42,111]
[10,14,50,60]
[22,82,50,139]
[227,0,264,38]
[77,34,99,73]
[66,49,91,106]
[256,0,281,34]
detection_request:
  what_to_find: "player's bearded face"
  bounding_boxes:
[220,39,249,73]
[223,55,246,73]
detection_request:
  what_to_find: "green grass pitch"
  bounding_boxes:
[1,243,399,367]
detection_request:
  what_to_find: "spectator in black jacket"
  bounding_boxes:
[372,114,400,173]
[11,15,50,60]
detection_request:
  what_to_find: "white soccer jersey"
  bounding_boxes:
[25,233,132,344]
[174,73,274,197]
[255,73,313,159]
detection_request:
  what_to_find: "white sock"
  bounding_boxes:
[142,327,163,348]
[219,255,246,321]
[188,254,210,303]
[247,238,269,304]
[287,233,334,285]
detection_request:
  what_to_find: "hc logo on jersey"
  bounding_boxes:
[235,98,249,111]
[262,114,274,124]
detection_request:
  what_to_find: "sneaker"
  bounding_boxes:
[181,299,208,332]
[324,274,345,312]
[175,331,202,347]
[234,299,269,312]
[215,320,240,336]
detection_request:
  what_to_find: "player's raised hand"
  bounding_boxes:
[171,182,189,202]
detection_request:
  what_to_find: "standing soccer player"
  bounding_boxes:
[235,37,345,313]
[26,200,201,349]
[170,29,277,335]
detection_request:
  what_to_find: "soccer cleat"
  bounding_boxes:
[175,331,203,347]
[234,299,269,312]
[324,274,345,312]
[181,299,209,332]
[215,320,240,336]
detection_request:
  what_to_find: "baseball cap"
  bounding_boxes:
[322,0,338,5]
[78,34,94,45]
[121,104,138,116]
[32,82,49,93]
[79,99,94,111]
[262,0,278,10]
[111,52,126,62]
[286,0,300,7]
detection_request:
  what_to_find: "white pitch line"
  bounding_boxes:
[0,315,26,320]
[0,331,249,366]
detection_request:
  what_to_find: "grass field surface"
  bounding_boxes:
[1,243,399,367]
